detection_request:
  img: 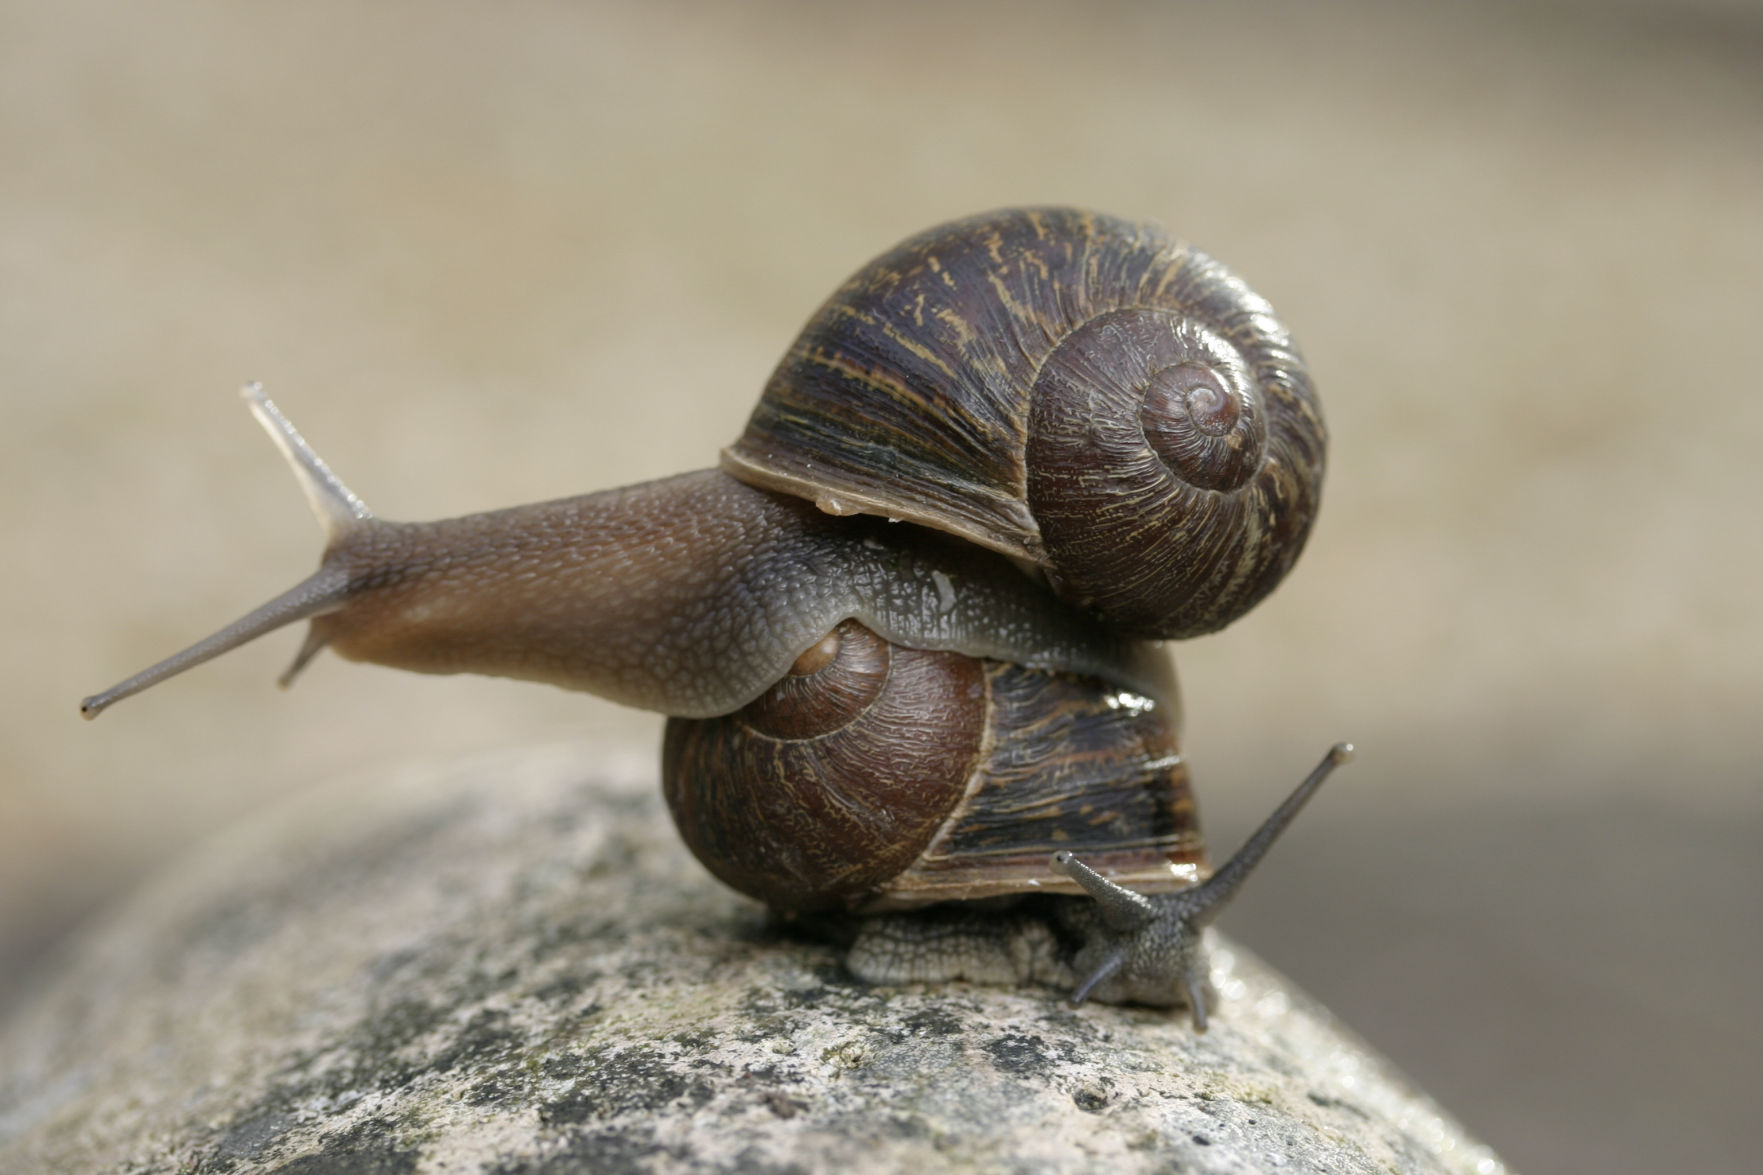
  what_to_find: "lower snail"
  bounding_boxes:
[82,207,1351,1029]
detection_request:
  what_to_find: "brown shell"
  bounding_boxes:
[661,620,1204,914]
[722,206,1326,639]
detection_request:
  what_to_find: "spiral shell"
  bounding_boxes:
[661,620,1203,913]
[722,207,1326,638]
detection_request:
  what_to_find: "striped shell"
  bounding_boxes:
[722,207,1327,639]
[661,620,1203,913]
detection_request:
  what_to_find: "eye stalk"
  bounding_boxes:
[1052,742,1354,1029]
[80,384,373,720]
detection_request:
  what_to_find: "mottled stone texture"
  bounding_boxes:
[0,747,1506,1174]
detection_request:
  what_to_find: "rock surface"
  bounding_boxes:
[0,746,1507,1174]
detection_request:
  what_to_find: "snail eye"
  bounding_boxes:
[742,620,888,739]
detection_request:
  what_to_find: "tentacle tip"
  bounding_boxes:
[1050,850,1076,872]
[1068,953,1124,1007]
[1330,742,1355,765]
[78,697,103,720]
[239,380,266,402]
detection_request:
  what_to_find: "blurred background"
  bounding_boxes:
[4,0,1759,1170]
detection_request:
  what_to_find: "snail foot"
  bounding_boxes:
[844,903,1071,992]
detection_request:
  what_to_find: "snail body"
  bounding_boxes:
[82,208,1348,1029]
[81,429,1164,722]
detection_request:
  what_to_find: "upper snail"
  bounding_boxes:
[81,207,1323,721]
[725,206,1326,639]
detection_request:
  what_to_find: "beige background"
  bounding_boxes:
[5,1,1759,1171]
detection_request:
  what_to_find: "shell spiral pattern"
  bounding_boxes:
[723,207,1327,638]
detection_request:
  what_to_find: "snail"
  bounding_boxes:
[81,207,1349,1029]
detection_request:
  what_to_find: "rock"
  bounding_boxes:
[0,746,1508,1174]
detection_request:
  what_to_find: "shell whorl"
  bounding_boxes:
[661,620,1205,916]
[723,207,1327,639]
[661,620,987,911]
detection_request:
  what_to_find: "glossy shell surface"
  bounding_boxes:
[662,621,1203,913]
[724,207,1327,638]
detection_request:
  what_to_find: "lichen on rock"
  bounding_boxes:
[0,745,1507,1174]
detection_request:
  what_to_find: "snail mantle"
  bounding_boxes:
[0,748,1507,1175]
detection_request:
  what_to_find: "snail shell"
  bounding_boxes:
[661,619,1202,913]
[722,207,1326,639]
